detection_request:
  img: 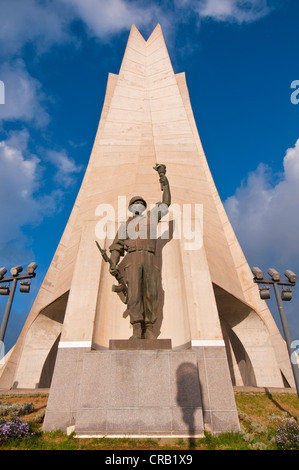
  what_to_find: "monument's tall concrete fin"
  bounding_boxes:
[0,25,294,433]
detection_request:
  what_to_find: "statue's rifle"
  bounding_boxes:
[95,241,128,304]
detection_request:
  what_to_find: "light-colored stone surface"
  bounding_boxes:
[0,24,294,395]
[43,346,239,435]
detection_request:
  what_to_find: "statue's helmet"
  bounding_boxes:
[128,196,147,210]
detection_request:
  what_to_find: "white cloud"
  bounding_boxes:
[0,0,277,61]
[0,130,63,265]
[224,139,299,269]
[0,0,72,57]
[60,0,275,45]
[46,149,84,188]
[224,140,299,340]
[0,60,49,127]
[0,130,40,226]
[0,0,162,54]
[175,0,272,24]
[0,0,276,69]
[0,130,84,266]
[58,0,162,40]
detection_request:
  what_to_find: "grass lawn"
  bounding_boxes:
[0,390,298,450]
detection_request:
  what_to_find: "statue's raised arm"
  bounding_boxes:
[153,163,171,207]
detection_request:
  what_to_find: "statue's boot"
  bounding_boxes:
[143,323,156,340]
[130,322,143,339]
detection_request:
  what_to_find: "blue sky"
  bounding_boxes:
[0,0,299,353]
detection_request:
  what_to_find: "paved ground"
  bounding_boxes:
[0,388,50,395]
[233,386,297,394]
[0,386,297,396]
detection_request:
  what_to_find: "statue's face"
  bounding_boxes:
[129,201,146,215]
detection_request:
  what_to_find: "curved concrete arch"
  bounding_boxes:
[1,292,68,389]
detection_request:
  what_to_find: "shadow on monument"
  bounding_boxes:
[176,362,202,448]
[153,219,175,338]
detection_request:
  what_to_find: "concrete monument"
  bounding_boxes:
[0,25,295,437]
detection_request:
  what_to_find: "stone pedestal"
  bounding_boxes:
[109,338,172,350]
[43,344,240,436]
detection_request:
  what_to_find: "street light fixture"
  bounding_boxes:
[0,285,10,296]
[26,263,37,274]
[268,268,280,281]
[259,286,271,300]
[20,282,31,294]
[251,266,264,280]
[281,288,293,301]
[285,270,298,283]
[10,265,23,276]
[252,266,299,397]
[0,262,37,359]
[0,268,7,280]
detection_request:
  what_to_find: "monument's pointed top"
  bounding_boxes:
[129,24,146,42]
[119,23,172,82]
[146,24,163,42]
[128,24,164,43]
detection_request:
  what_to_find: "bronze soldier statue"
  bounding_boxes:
[109,164,171,339]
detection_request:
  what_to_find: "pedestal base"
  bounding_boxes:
[109,338,172,350]
[43,345,240,436]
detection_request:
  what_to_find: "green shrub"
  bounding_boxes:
[31,409,46,424]
[0,401,34,417]
[248,442,267,450]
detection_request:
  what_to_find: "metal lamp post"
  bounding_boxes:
[0,263,37,358]
[252,267,299,397]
